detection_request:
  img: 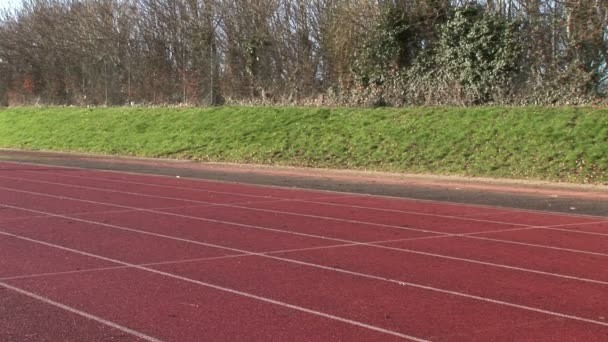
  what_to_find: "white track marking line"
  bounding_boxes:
[4,175,608,240]
[1,241,385,282]
[536,226,608,237]
[0,202,275,224]
[3,230,608,332]
[0,254,254,281]
[1,265,133,281]
[3,158,606,220]
[0,280,163,342]
[463,235,608,257]
[4,161,354,203]
[456,212,527,219]
[427,317,566,341]
[0,173,548,229]
[0,204,214,223]
[0,172,356,207]
[0,214,56,222]
[3,186,608,286]
[2,185,608,259]
[359,222,608,256]
[0,186,436,243]
[48,174,363,205]
[0,231,428,342]
[298,199,608,225]
[2,214,580,284]
[209,204,608,236]
[3,200,608,288]
[11,230,529,283]
[0,176,449,236]
[6,160,344,202]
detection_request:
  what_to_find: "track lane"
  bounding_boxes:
[4,179,608,286]
[3,271,412,342]
[5,168,319,204]
[6,198,608,283]
[0,176,212,209]
[0,178,526,237]
[1,216,239,265]
[270,244,608,319]
[3,205,337,252]
[310,195,604,224]
[152,256,608,342]
[379,236,608,283]
[0,189,119,215]
[4,230,608,342]
[0,206,48,221]
[3,160,608,340]
[0,161,349,201]
[0,173,527,236]
[0,234,113,279]
[0,286,151,342]
[0,232,422,342]
[0,174,440,241]
[4,167,607,241]
[3,203,608,330]
[159,204,438,241]
[4,159,606,222]
[473,228,608,254]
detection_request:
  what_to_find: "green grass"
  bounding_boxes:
[1,106,607,183]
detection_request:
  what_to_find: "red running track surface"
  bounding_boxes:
[1,160,608,341]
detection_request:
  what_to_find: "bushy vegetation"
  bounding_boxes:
[1,106,607,183]
[0,1,606,107]
[344,4,605,107]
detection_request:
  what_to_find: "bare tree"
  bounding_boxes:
[0,0,606,106]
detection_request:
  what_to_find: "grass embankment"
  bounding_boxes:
[0,106,607,183]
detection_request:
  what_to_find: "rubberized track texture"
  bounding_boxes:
[1,160,608,341]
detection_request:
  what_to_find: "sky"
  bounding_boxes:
[0,0,19,11]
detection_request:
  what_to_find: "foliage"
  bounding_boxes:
[351,5,411,87]
[0,0,606,106]
[435,5,522,104]
[349,4,525,106]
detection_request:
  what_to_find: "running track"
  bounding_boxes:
[1,160,608,341]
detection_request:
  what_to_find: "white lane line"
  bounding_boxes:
[0,177,448,236]
[5,158,606,221]
[4,161,354,203]
[5,177,608,254]
[12,228,542,283]
[0,214,55,222]
[3,200,608,290]
[0,241,382,282]
[3,173,608,240]
[10,173,361,206]
[297,199,608,225]
[0,254,254,281]
[362,224,608,258]
[0,173,536,229]
[538,226,608,237]
[0,231,428,342]
[0,280,163,342]
[0,209,149,223]
[0,223,553,282]
[3,229,608,332]
[464,235,608,257]
[2,185,608,261]
[0,204,211,223]
[206,203,608,236]
[0,186,426,244]
[0,172,356,208]
[3,188,608,287]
